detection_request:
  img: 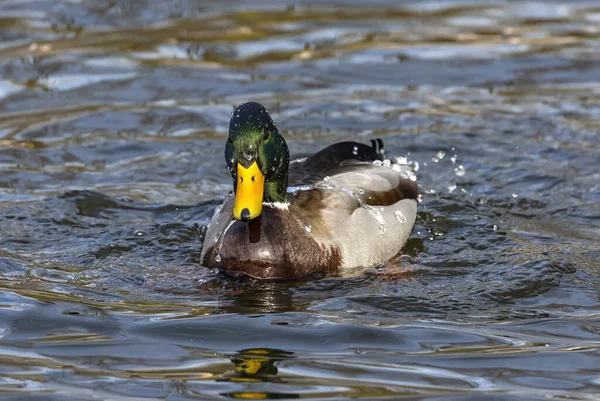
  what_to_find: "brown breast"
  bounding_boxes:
[201,206,342,280]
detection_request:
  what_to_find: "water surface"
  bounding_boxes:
[0,1,599,400]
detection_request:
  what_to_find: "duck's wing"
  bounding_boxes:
[288,141,419,270]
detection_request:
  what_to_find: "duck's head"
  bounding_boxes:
[226,102,289,222]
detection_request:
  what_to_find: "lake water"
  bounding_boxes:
[0,1,599,400]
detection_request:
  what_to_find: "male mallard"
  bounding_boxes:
[201,102,418,279]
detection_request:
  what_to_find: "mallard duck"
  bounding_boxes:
[201,102,418,279]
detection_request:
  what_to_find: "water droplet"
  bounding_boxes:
[450,155,458,164]
[454,165,465,177]
[379,225,386,234]
[271,166,275,171]
[215,255,222,263]
[394,210,407,224]
[136,231,144,236]
[383,159,391,167]
[305,225,312,232]
[293,190,299,196]
[352,145,358,155]
[436,151,445,160]
[361,203,386,225]
[358,189,364,194]
[512,193,518,198]
[395,156,408,165]
[492,224,498,231]
[400,170,418,182]
[448,184,457,193]
[236,114,240,118]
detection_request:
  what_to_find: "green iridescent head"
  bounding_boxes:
[225,102,289,221]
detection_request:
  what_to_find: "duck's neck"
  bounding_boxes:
[264,170,288,203]
[262,136,290,204]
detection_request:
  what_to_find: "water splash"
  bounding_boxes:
[216,218,236,263]
[432,151,446,163]
[287,185,312,193]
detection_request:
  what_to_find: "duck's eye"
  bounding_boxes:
[263,130,270,141]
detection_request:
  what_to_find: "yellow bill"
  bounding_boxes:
[233,161,264,221]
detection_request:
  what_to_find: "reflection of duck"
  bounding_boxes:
[228,348,292,379]
[201,102,418,280]
[219,348,297,399]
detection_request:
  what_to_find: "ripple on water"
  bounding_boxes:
[1,0,600,399]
